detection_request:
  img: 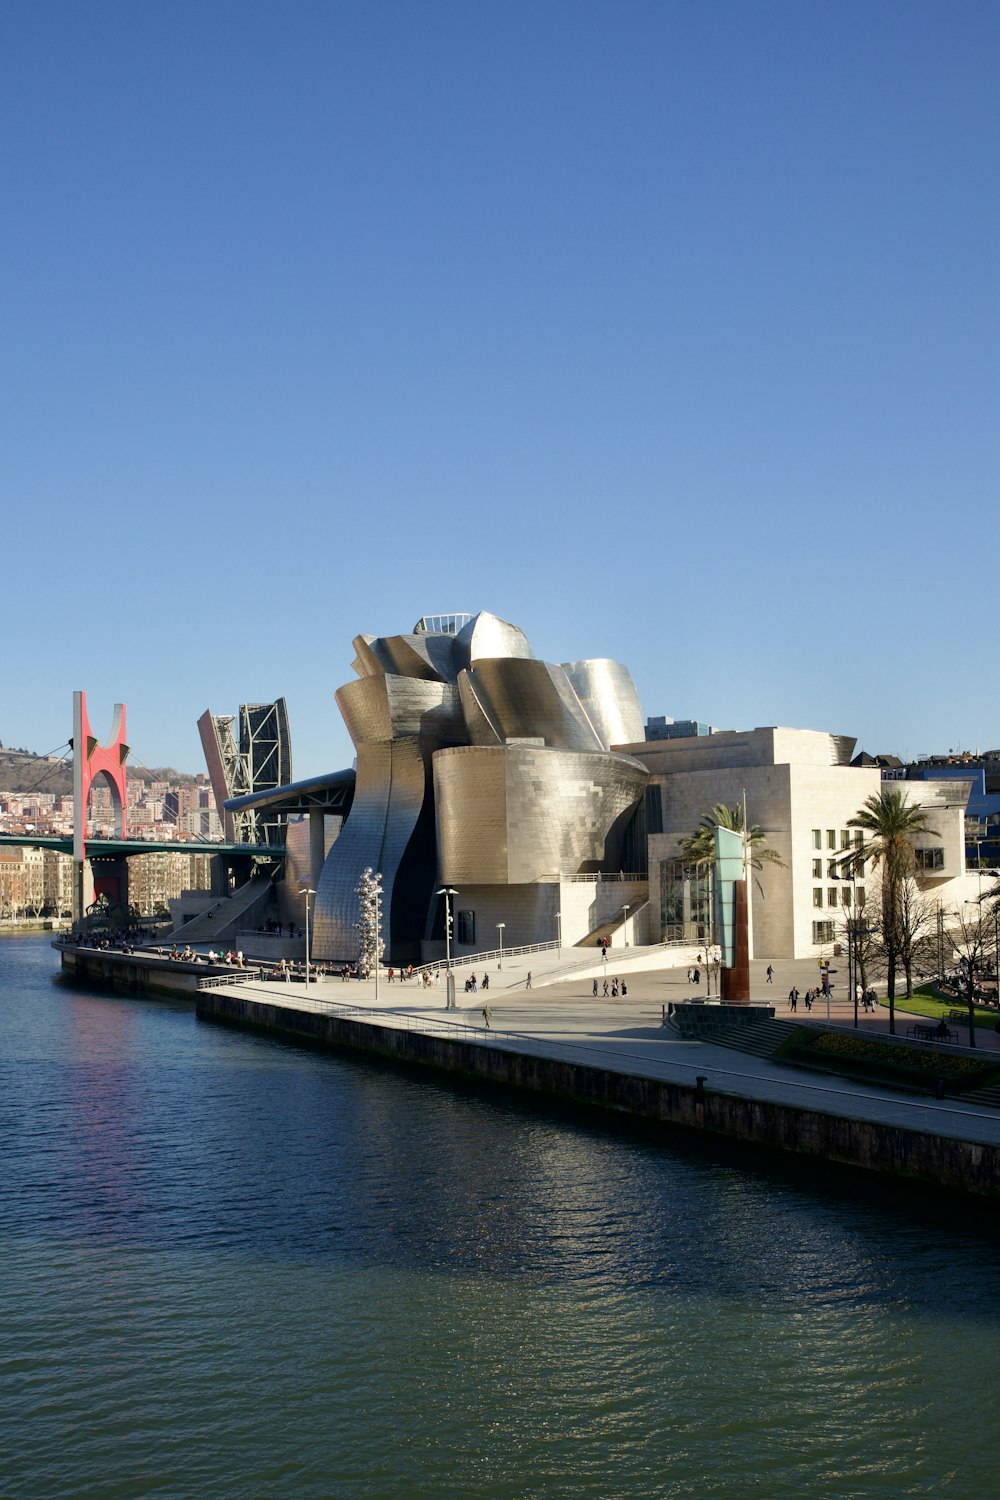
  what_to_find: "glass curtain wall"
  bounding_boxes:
[659,859,714,944]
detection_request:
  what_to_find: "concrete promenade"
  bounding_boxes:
[203,951,1000,1152]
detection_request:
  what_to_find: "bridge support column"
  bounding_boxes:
[90,855,130,925]
[73,860,95,926]
[210,855,228,897]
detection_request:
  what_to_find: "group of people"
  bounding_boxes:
[463,972,488,994]
[156,945,245,966]
[63,922,161,952]
[786,982,879,1013]
[592,977,628,998]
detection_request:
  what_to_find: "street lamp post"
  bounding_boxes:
[847,873,860,1029]
[437,886,458,1008]
[623,904,630,948]
[299,885,316,989]
[496,921,505,970]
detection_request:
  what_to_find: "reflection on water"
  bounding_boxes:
[1,935,998,1499]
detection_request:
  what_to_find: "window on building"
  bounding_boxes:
[812,921,835,944]
[828,889,839,907]
[857,886,865,904]
[827,860,838,879]
[827,830,836,849]
[660,859,714,943]
[644,784,664,836]
[812,830,821,850]
[813,888,824,908]
[812,859,822,878]
[841,831,851,849]
[915,848,945,871]
[457,910,476,944]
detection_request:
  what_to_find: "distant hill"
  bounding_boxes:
[0,748,201,796]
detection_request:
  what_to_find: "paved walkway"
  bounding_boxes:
[211,954,1000,1149]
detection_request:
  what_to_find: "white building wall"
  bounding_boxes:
[635,727,983,961]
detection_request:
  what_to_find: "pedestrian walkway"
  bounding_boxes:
[206,955,1000,1149]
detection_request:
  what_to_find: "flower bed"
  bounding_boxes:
[775,1027,1000,1094]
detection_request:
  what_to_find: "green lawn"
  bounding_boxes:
[880,984,1000,1032]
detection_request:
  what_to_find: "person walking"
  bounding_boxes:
[788,987,799,1012]
[593,979,598,996]
[525,971,532,989]
[766,965,774,984]
[482,1004,492,1029]
[621,981,628,998]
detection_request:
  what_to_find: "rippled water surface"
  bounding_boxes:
[2,935,998,1498]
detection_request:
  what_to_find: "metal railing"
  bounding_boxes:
[412,939,559,976]
[197,969,265,988]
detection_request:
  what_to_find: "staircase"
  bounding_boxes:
[167,875,275,944]
[706,1017,801,1060]
[958,1081,1000,1109]
[579,898,650,951]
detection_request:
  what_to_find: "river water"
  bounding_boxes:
[2,934,998,1499]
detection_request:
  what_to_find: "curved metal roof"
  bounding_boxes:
[224,767,356,815]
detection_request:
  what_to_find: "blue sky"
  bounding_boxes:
[2,1,996,777]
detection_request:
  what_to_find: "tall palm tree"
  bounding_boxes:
[678,804,784,885]
[840,788,939,1034]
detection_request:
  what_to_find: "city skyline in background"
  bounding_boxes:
[2,2,996,777]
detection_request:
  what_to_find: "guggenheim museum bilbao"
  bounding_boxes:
[208,611,976,964]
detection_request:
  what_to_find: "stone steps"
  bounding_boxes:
[707,1018,800,1060]
[960,1082,1000,1109]
[168,876,273,943]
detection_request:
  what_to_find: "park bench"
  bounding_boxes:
[907,1023,956,1044]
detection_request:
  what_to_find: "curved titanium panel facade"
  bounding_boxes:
[452,611,534,673]
[457,673,503,746]
[562,659,644,749]
[311,737,432,960]
[460,660,603,752]
[336,676,463,746]
[434,744,648,885]
[311,609,646,961]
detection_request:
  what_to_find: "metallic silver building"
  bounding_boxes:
[310,611,648,963]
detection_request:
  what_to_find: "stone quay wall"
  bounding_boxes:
[198,991,1000,1199]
